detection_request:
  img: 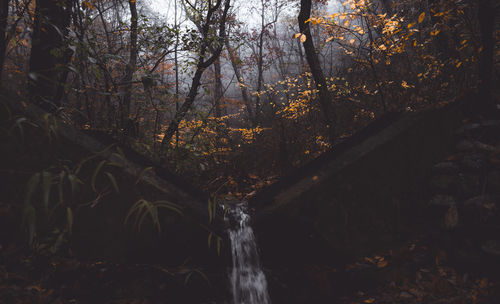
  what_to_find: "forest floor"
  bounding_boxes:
[1,234,499,303]
[335,114,500,304]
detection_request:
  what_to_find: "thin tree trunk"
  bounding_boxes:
[28,0,73,112]
[214,58,223,118]
[0,0,9,85]
[225,37,254,123]
[161,0,231,148]
[174,0,180,147]
[477,0,497,114]
[121,0,138,128]
[298,0,335,143]
[255,2,265,123]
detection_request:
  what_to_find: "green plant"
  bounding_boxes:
[184,268,210,286]
[124,199,182,233]
[21,151,121,250]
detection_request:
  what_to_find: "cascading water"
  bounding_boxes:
[226,202,271,304]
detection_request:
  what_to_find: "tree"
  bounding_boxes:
[0,0,9,85]
[477,0,497,115]
[28,0,73,112]
[298,0,335,143]
[160,0,231,148]
[121,0,139,130]
[225,36,254,123]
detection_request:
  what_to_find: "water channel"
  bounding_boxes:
[225,202,271,304]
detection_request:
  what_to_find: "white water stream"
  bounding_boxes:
[226,202,271,304]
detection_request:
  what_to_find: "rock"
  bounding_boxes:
[444,205,459,229]
[464,195,494,207]
[491,156,500,170]
[456,140,475,151]
[486,171,500,194]
[456,123,481,134]
[429,195,456,207]
[456,120,500,136]
[432,162,460,174]
[458,174,482,197]
[428,195,458,227]
[461,153,486,172]
[481,240,500,256]
[399,291,414,299]
[463,195,498,224]
[429,175,460,193]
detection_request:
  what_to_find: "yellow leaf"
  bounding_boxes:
[377,260,388,268]
[364,299,375,303]
[349,38,355,44]
[293,33,301,39]
[456,61,462,68]
[430,29,440,36]
[364,257,375,263]
[479,278,488,289]
[82,0,94,10]
[300,34,307,43]
[418,12,425,23]
[326,36,334,43]
[379,44,387,50]
[407,23,414,28]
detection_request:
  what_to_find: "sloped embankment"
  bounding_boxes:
[0,93,225,264]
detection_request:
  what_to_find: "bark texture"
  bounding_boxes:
[298,0,336,143]
[28,0,72,112]
[161,0,231,148]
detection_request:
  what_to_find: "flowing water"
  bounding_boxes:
[226,202,271,304]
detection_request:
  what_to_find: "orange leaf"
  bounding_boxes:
[418,12,425,23]
[82,0,94,10]
[377,260,388,268]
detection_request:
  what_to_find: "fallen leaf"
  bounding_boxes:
[418,12,425,23]
[377,260,388,268]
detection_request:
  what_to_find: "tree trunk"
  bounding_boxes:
[161,0,231,148]
[380,0,393,15]
[121,0,138,128]
[477,0,497,115]
[0,0,9,85]
[214,58,223,118]
[28,0,72,112]
[298,0,335,143]
[225,38,254,123]
[255,2,265,124]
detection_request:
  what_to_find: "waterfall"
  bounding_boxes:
[226,202,271,304]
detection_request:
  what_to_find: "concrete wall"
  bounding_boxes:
[252,101,466,265]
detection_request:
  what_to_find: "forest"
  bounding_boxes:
[0,0,499,303]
